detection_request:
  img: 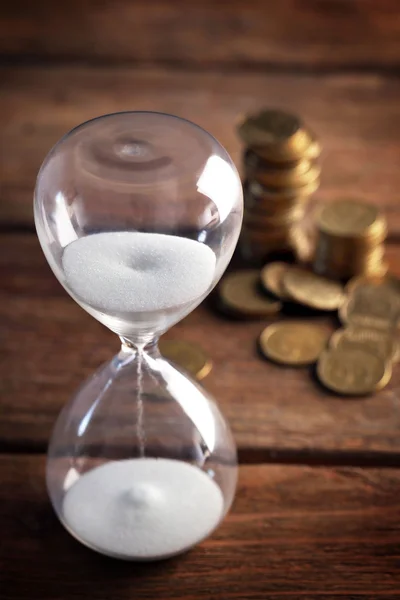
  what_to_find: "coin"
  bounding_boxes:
[243,206,306,229]
[219,270,282,317]
[245,150,312,174]
[314,228,387,280]
[291,227,314,263]
[248,179,320,202]
[237,109,303,145]
[339,280,400,330]
[317,347,390,396]
[259,321,331,366]
[237,109,320,162]
[244,151,320,188]
[317,200,385,239]
[346,273,400,295]
[283,267,345,311]
[260,262,292,300]
[330,327,399,363]
[159,339,212,380]
[252,136,321,162]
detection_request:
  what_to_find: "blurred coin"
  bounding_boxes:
[314,229,388,280]
[243,205,306,229]
[237,109,320,162]
[260,262,292,300]
[244,151,320,188]
[330,327,399,363]
[219,270,282,318]
[283,267,345,311]
[237,109,304,146]
[291,227,315,263]
[317,200,386,240]
[245,150,312,174]
[159,339,212,381]
[259,321,331,366]
[339,280,400,330]
[346,273,400,295]
[317,347,390,396]
[252,136,321,162]
[248,179,319,202]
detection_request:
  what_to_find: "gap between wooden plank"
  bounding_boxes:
[2,442,400,469]
[1,55,400,76]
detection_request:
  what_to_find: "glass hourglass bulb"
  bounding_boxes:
[34,111,243,560]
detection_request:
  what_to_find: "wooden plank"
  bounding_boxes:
[2,454,400,599]
[1,0,400,68]
[2,233,400,455]
[1,67,400,229]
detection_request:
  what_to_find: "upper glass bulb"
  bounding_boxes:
[34,111,243,341]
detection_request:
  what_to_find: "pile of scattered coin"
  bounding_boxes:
[236,109,321,262]
[317,275,400,395]
[219,263,400,396]
[313,199,388,280]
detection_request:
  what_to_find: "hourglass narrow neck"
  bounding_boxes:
[119,336,161,359]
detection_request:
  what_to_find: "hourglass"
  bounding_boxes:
[34,112,243,560]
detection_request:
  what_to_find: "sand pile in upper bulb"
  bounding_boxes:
[62,231,216,313]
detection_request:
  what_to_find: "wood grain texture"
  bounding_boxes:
[2,233,400,455]
[2,454,400,599]
[1,66,400,229]
[1,0,400,68]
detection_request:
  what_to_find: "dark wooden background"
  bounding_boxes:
[1,2,400,598]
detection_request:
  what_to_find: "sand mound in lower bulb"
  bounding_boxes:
[62,458,224,560]
[62,232,216,313]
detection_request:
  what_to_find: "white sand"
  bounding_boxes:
[62,458,224,560]
[62,232,216,313]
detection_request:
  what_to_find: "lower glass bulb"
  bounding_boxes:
[46,344,238,560]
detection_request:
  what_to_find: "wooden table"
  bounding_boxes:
[1,2,400,598]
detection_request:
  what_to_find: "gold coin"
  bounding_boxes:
[237,109,303,145]
[283,267,345,311]
[249,179,319,202]
[330,327,399,363]
[340,280,400,330]
[237,109,320,162]
[317,200,385,239]
[291,228,314,263]
[245,150,312,175]
[317,347,390,396]
[362,260,389,279]
[346,273,399,295]
[159,339,212,381]
[313,228,388,280]
[243,206,306,229]
[260,262,292,300]
[244,151,320,188]
[219,270,282,317]
[252,136,321,162]
[259,321,331,366]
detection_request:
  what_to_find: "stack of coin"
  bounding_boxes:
[313,199,388,280]
[237,109,321,262]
